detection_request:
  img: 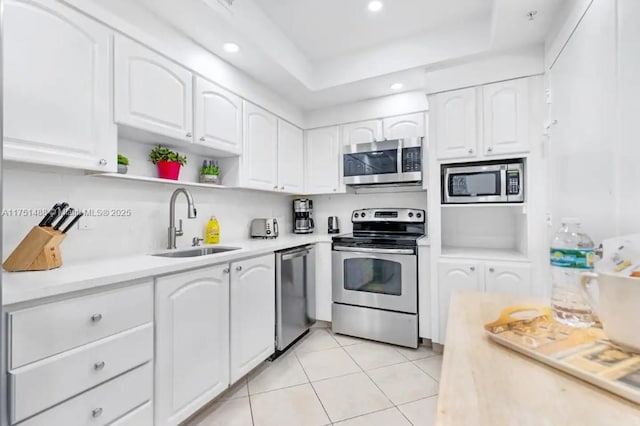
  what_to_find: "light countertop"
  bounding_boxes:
[2,234,332,306]
[437,292,640,426]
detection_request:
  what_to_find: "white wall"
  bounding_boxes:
[2,165,292,262]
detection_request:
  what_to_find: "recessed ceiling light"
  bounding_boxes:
[391,83,403,90]
[368,1,383,12]
[223,42,240,53]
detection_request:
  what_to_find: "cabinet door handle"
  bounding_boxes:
[469,266,475,272]
[333,188,337,192]
[186,132,192,138]
[280,186,285,190]
[91,313,103,322]
[99,159,107,166]
[487,146,493,152]
[273,185,278,190]
[199,136,206,142]
[94,361,105,371]
[468,148,474,155]
[489,267,495,273]
[223,267,230,274]
[92,408,103,418]
[236,265,242,272]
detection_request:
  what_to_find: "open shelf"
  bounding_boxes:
[440,246,529,262]
[89,173,228,190]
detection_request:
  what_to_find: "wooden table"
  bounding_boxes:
[436,291,640,426]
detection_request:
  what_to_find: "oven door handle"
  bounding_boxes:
[333,246,415,255]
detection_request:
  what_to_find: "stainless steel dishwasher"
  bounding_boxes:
[275,245,316,353]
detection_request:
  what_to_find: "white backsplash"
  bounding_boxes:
[2,165,293,262]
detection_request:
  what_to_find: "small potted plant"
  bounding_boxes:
[149,145,187,180]
[117,154,129,174]
[199,160,220,184]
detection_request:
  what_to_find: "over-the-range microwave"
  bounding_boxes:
[343,137,423,185]
[442,159,524,204]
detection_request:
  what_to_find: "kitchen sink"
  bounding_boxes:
[152,246,241,258]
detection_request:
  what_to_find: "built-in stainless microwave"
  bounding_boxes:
[442,159,524,204]
[343,138,422,185]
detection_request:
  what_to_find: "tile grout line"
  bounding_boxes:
[294,348,334,424]
[245,377,256,426]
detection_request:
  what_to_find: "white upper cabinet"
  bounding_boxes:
[194,77,242,156]
[242,101,279,191]
[277,120,304,194]
[482,79,530,156]
[114,36,193,143]
[155,265,230,426]
[434,87,477,160]
[230,254,275,383]
[304,126,343,194]
[4,0,115,172]
[484,263,531,297]
[341,120,383,145]
[383,113,426,139]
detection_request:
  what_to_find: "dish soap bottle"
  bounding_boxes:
[205,216,220,244]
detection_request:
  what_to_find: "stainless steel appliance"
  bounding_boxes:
[328,216,340,234]
[293,199,314,234]
[442,159,524,204]
[275,245,316,353]
[332,208,425,348]
[250,218,279,238]
[343,138,423,186]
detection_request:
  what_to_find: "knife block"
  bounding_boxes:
[3,226,66,272]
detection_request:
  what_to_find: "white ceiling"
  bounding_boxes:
[252,0,492,61]
[133,0,563,111]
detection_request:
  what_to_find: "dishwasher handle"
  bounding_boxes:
[281,248,311,261]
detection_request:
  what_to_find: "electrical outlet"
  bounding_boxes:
[545,213,553,227]
[545,89,552,104]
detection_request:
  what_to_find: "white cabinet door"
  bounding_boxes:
[4,0,115,172]
[155,265,230,426]
[485,262,531,297]
[483,79,530,156]
[433,88,477,160]
[341,120,383,145]
[315,242,333,322]
[437,260,482,343]
[383,113,426,139]
[304,126,343,194]
[243,101,279,191]
[230,254,275,383]
[277,120,304,194]
[194,77,242,156]
[114,36,193,143]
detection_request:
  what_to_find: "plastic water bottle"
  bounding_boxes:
[550,218,596,327]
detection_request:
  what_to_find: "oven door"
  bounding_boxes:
[332,246,417,313]
[343,140,402,185]
[443,164,507,203]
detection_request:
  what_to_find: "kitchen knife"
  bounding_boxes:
[38,203,61,227]
[53,208,75,231]
[61,212,83,234]
[43,202,69,227]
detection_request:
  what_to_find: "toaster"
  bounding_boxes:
[250,218,279,239]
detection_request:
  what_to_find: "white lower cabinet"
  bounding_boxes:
[230,254,276,383]
[111,401,153,426]
[155,265,230,426]
[436,259,531,343]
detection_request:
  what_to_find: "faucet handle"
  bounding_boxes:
[192,237,204,247]
[176,219,184,237]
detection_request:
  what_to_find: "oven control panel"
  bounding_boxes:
[352,208,425,223]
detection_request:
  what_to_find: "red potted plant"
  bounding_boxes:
[149,145,187,180]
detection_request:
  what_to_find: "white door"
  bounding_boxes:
[483,79,530,156]
[4,0,115,172]
[243,101,279,191]
[437,260,482,343]
[194,77,242,156]
[277,120,304,194]
[383,112,426,139]
[230,254,275,383]
[155,265,230,426]
[304,126,342,194]
[433,88,477,160]
[485,262,531,297]
[114,36,193,143]
[341,120,383,145]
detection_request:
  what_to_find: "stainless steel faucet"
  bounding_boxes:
[168,188,197,249]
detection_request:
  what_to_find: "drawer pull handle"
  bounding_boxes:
[91,313,103,322]
[94,361,105,371]
[92,408,103,418]
[236,265,242,272]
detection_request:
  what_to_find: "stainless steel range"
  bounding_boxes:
[331,208,425,348]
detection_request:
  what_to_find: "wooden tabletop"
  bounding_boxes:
[436,291,640,426]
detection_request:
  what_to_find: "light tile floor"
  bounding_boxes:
[187,326,442,426]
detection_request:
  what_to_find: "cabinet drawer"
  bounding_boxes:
[10,323,153,423]
[111,401,153,426]
[18,362,152,426]
[9,281,153,368]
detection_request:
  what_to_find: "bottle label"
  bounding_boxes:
[550,249,595,269]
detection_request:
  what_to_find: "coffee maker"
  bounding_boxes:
[293,199,314,234]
